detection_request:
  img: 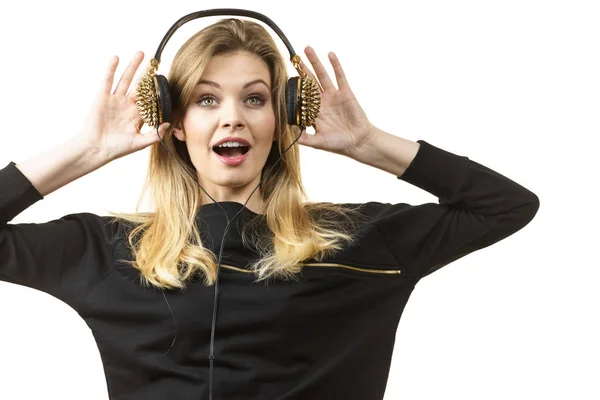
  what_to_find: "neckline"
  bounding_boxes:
[199,201,262,216]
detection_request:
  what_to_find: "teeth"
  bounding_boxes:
[217,141,248,148]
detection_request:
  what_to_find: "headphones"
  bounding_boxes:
[133,9,322,400]
[135,9,321,131]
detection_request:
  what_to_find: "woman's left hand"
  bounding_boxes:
[295,46,376,157]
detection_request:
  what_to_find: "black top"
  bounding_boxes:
[0,140,539,400]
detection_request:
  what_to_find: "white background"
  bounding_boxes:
[0,0,597,399]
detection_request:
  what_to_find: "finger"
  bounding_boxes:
[304,46,336,92]
[296,130,324,149]
[126,58,152,101]
[328,51,349,89]
[100,55,119,95]
[135,122,171,149]
[114,51,144,96]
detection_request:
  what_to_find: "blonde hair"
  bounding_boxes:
[109,18,367,289]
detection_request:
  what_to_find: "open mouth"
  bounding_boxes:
[212,145,251,157]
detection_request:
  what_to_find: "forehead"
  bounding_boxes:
[200,50,270,84]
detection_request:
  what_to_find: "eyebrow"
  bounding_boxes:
[196,79,270,90]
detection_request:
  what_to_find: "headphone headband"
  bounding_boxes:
[136,8,320,129]
[153,9,298,66]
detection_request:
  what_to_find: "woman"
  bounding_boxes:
[0,17,539,400]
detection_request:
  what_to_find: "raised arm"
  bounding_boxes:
[12,51,170,199]
[0,52,168,309]
[360,134,539,279]
[292,46,539,280]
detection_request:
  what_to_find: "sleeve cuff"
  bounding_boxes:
[0,161,44,223]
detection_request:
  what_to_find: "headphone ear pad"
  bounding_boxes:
[286,77,299,126]
[156,75,173,124]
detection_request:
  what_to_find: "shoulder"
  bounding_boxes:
[337,201,414,225]
[302,200,421,234]
[41,212,135,244]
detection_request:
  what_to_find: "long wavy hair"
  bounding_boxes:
[109,18,367,290]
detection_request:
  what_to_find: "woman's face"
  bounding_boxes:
[173,50,276,204]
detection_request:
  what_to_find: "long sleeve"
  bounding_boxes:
[0,161,117,311]
[373,140,540,280]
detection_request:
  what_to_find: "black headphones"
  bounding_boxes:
[133,9,322,400]
[135,8,321,131]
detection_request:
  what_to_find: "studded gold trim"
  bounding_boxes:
[135,59,161,128]
[220,262,401,275]
[300,76,320,129]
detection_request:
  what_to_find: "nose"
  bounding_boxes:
[220,99,245,131]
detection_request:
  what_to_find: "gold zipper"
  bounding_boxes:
[220,264,253,273]
[303,262,402,275]
[220,263,401,275]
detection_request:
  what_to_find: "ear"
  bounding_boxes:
[172,121,185,141]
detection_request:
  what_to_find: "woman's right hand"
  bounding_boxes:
[78,51,171,163]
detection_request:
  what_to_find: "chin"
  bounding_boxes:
[217,172,257,187]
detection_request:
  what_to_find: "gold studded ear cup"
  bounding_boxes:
[135,71,160,128]
[285,76,321,129]
[135,73,173,128]
[299,75,321,129]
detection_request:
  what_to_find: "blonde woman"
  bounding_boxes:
[0,16,539,400]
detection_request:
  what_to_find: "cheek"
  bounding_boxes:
[254,110,277,136]
[183,116,213,148]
